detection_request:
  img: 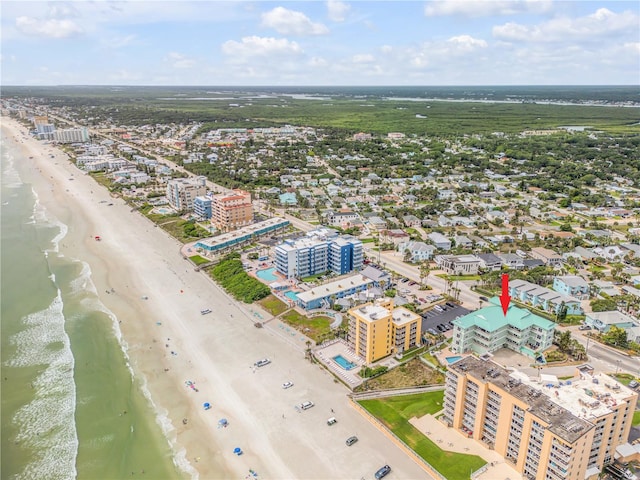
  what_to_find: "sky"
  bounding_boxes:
[1,0,639,86]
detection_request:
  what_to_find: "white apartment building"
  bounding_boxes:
[165,176,207,212]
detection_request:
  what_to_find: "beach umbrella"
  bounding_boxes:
[203,402,211,410]
[233,447,242,455]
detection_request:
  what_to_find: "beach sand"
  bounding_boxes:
[3,116,431,480]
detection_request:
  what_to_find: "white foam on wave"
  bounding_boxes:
[137,374,200,480]
[6,293,79,480]
[1,144,24,188]
[30,187,68,254]
[72,284,198,480]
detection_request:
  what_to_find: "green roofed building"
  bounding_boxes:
[451,297,555,358]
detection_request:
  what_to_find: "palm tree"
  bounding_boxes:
[419,261,431,288]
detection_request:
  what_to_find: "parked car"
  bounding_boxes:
[282,381,294,389]
[200,309,212,315]
[345,435,358,446]
[327,417,337,426]
[375,465,391,479]
[255,358,271,367]
[579,325,592,331]
[629,380,638,389]
[300,401,314,410]
[479,296,489,302]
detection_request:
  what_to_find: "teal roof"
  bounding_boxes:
[454,297,555,332]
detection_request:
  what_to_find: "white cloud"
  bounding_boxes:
[308,56,329,68]
[327,0,350,22]
[102,34,137,49]
[15,16,83,38]
[425,0,552,17]
[261,7,329,35]
[352,53,375,63]
[165,52,196,69]
[493,8,640,42]
[447,35,488,51]
[222,36,303,59]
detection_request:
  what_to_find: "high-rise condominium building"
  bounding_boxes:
[274,228,363,279]
[443,356,638,480]
[165,176,207,212]
[210,189,253,231]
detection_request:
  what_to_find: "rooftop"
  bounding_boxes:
[296,274,373,303]
[450,356,637,443]
[453,298,555,332]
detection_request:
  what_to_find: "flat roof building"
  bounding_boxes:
[348,298,422,364]
[194,217,289,255]
[166,176,207,212]
[211,189,252,232]
[443,356,638,480]
[274,228,363,279]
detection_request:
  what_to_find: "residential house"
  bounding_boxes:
[435,254,481,275]
[510,279,583,314]
[529,247,563,267]
[593,245,626,261]
[522,259,545,269]
[496,253,524,270]
[326,211,359,228]
[584,311,639,333]
[592,280,621,297]
[367,216,388,231]
[380,229,410,247]
[453,235,473,249]
[477,253,502,272]
[397,241,436,262]
[402,215,422,228]
[553,276,590,300]
[427,232,451,251]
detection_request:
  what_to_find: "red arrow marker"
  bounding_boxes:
[500,273,511,316]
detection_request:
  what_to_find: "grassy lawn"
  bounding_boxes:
[359,393,486,480]
[354,358,444,392]
[189,255,210,266]
[633,410,640,427]
[610,373,637,386]
[280,310,333,343]
[256,295,289,316]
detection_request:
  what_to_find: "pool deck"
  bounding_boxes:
[314,340,365,388]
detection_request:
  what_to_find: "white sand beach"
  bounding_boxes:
[2,116,431,480]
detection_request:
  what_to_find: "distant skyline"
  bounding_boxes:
[1,1,639,86]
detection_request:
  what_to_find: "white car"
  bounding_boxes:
[255,358,271,367]
[282,381,294,389]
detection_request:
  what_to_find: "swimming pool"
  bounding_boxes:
[284,291,299,301]
[333,355,357,370]
[256,267,278,282]
[154,207,174,215]
[445,356,463,364]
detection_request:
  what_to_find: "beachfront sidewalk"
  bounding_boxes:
[410,414,523,480]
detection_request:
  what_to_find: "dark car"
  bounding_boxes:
[479,296,489,302]
[375,465,391,479]
[346,435,358,446]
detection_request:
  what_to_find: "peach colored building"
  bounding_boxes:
[211,189,253,232]
[443,357,638,480]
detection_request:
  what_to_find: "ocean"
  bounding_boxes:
[1,131,185,479]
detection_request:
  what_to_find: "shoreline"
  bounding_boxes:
[2,116,431,480]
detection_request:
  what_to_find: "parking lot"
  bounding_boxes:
[421,304,471,337]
